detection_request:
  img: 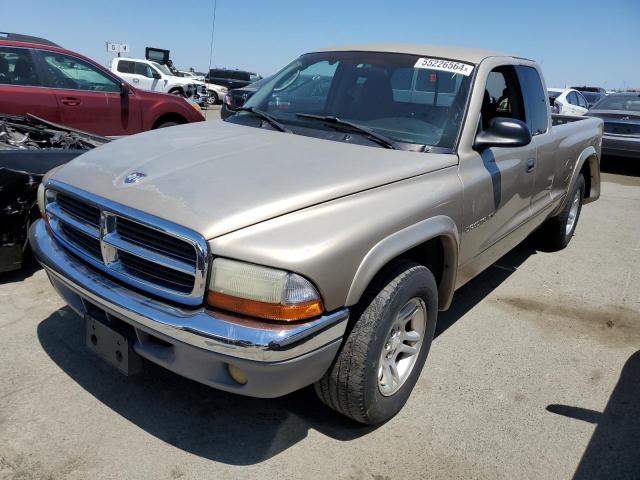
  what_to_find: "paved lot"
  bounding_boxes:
[203,104,221,121]
[0,158,638,480]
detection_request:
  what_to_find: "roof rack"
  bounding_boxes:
[0,32,60,48]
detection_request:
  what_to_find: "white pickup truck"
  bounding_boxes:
[111,57,207,100]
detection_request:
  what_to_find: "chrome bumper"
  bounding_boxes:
[30,219,349,363]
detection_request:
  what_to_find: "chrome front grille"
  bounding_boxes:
[45,181,209,306]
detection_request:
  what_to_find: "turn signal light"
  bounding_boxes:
[207,291,323,322]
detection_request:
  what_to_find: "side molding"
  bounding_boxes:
[345,215,459,311]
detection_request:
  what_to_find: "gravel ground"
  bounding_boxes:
[0,159,638,480]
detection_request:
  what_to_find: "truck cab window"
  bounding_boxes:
[116,60,134,74]
[481,66,525,130]
[515,65,548,135]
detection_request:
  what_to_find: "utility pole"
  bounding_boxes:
[207,0,218,75]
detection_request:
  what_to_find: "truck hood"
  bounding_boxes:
[50,121,456,239]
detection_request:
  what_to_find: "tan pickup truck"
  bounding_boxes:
[30,44,602,424]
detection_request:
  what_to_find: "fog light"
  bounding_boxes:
[228,364,248,385]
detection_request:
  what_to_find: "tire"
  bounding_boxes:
[155,122,178,129]
[314,260,438,425]
[206,92,218,105]
[537,174,585,251]
[169,89,184,97]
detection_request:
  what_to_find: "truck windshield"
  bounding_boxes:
[241,51,475,151]
[152,62,172,76]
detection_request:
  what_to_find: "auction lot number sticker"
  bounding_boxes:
[414,58,474,76]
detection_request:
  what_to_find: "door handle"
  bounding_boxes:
[132,78,139,83]
[526,158,535,173]
[60,97,81,106]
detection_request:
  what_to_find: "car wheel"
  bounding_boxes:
[537,174,585,251]
[169,89,184,97]
[206,92,218,105]
[314,260,438,425]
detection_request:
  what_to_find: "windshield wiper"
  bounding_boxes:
[295,113,398,149]
[236,107,291,133]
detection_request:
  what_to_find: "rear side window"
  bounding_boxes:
[117,60,134,74]
[0,46,42,86]
[231,71,249,81]
[515,66,548,135]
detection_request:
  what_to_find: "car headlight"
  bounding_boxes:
[37,182,46,215]
[207,258,324,321]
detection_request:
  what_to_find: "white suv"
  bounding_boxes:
[111,57,207,100]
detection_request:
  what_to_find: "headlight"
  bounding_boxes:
[207,258,324,321]
[37,182,46,216]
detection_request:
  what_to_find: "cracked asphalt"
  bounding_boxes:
[0,159,638,480]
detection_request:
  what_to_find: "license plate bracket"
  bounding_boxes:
[85,314,142,376]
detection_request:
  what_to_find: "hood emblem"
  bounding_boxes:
[124,172,146,184]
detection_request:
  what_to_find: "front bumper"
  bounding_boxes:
[29,219,349,397]
[602,134,640,159]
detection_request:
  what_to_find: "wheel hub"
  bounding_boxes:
[377,297,427,396]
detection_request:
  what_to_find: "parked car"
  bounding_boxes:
[571,86,608,108]
[0,114,109,272]
[0,38,205,136]
[588,92,640,158]
[221,77,269,119]
[31,44,602,425]
[204,82,227,106]
[572,85,606,94]
[205,68,262,90]
[548,88,590,116]
[581,91,606,109]
[111,57,208,100]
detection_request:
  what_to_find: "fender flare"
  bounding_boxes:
[556,145,600,213]
[345,215,459,310]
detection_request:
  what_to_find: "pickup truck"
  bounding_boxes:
[30,44,603,425]
[111,57,208,101]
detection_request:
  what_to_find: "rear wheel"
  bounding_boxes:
[537,174,585,251]
[314,260,438,425]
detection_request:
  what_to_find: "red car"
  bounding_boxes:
[0,35,204,136]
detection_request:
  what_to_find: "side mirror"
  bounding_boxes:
[474,117,532,150]
[120,81,131,95]
[152,72,162,80]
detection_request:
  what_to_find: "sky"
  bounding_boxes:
[3,0,639,89]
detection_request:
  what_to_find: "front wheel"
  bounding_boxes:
[314,260,438,425]
[206,92,218,105]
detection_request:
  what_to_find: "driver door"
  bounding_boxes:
[36,50,141,136]
[457,66,536,274]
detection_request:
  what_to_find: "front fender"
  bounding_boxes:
[345,215,459,310]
